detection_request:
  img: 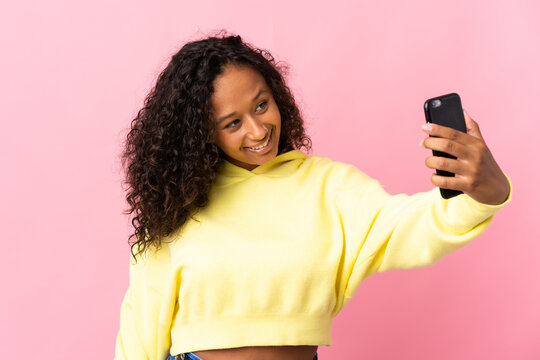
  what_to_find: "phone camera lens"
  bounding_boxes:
[431,100,442,108]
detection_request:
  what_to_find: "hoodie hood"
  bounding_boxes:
[213,149,308,187]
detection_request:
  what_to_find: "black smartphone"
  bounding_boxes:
[423,92,467,199]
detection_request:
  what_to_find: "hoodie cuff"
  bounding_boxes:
[433,173,512,235]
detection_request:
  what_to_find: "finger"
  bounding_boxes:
[463,109,484,141]
[430,173,463,191]
[421,136,468,159]
[421,122,469,146]
[425,156,467,175]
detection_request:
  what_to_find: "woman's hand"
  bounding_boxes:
[420,109,510,205]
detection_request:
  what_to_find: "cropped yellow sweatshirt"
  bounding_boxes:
[114,149,512,360]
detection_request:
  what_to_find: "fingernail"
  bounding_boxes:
[419,138,424,147]
[422,123,432,131]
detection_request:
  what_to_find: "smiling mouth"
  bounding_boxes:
[244,128,272,151]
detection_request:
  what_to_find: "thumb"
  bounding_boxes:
[463,108,484,141]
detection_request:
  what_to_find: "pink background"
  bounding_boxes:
[1,0,538,359]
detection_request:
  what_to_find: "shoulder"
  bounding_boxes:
[300,153,376,191]
[127,242,173,292]
[301,152,347,172]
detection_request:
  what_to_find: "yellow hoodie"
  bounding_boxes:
[114,149,512,360]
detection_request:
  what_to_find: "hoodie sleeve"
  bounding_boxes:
[115,287,147,360]
[333,164,512,304]
[114,246,176,360]
[114,256,150,360]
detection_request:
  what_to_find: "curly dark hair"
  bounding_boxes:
[120,30,312,262]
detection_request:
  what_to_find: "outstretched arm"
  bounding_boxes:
[336,110,512,306]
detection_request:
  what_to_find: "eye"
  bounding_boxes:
[224,101,268,129]
[256,101,268,111]
[225,119,240,129]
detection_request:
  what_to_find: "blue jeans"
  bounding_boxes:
[167,351,319,360]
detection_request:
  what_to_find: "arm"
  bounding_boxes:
[336,168,512,303]
[115,285,148,360]
[338,108,512,304]
[114,246,176,360]
[114,257,149,360]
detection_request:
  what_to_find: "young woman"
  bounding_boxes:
[115,31,512,360]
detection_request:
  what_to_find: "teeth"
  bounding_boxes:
[247,132,270,150]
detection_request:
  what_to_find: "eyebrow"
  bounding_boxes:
[217,89,269,124]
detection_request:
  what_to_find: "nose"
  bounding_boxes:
[245,116,268,141]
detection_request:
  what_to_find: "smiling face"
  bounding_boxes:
[210,64,281,171]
